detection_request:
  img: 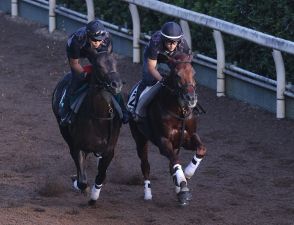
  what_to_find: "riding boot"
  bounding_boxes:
[114,93,129,124]
[133,82,147,122]
[132,81,146,121]
[60,74,82,126]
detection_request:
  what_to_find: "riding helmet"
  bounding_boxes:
[160,22,183,41]
[86,19,106,41]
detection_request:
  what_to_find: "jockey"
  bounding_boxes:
[130,21,191,118]
[60,19,129,126]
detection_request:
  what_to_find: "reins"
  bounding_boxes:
[88,89,116,145]
[92,71,117,93]
[168,107,192,154]
[158,99,193,153]
[88,69,118,145]
[158,54,196,152]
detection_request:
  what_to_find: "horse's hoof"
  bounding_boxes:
[82,186,91,196]
[179,199,189,206]
[70,175,77,182]
[180,186,192,201]
[144,196,152,201]
[177,191,192,205]
[71,178,90,195]
[184,191,192,201]
[88,199,97,206]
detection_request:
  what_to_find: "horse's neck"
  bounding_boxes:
[158,87,180,112]
[87,88,112,114]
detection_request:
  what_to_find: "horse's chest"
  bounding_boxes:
[170,128,190,140]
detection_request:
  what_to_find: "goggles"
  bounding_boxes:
[165,39,179,45]
[89,31,106,42]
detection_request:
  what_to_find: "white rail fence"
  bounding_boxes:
[9,0,294,119]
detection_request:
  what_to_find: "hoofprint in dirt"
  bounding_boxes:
[0,12,293,225]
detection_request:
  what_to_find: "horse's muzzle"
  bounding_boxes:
[183,93,198,108]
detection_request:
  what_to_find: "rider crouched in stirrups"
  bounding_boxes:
[127,21,191,120]
[59,19,129,126]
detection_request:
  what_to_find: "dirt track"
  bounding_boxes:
[0,12,294,225]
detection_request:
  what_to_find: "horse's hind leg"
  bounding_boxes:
[89,150,114,205]
[138,139,152,200]
[129,122,152,200]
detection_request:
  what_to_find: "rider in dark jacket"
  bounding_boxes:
[60,19,129,126]
[129,21,191,116]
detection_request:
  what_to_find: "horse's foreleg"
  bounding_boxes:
[171,164,192,206]
[184,133,206,179]
[172,164,187,193]
[129,122,152,200]
[70,150,89,193]
[89,150,114,204]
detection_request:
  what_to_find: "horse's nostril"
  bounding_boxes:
[110,81,117,88]
[185,94,195,101]
[111,81,123,88]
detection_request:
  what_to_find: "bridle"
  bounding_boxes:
[88,52,121,122]
[161,58,197,107]
[89,51,121,94]
[91,70,118,94]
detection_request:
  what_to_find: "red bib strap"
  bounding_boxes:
[83,64,93,74]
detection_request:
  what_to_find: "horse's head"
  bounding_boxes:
[165,52,197,108]
[91,51,123,94]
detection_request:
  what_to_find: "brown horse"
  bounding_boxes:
[52,52,123,205]
[129,52,206,206]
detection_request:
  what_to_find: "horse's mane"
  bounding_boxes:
[171,52,192,63]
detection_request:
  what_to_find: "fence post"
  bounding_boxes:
[273,50,286,119]
[129,3,141,63]
[49,0,56,33]
[180,20,191,50]
[11,0,18,17]
[85,0,95,22]
[213,30,225,97]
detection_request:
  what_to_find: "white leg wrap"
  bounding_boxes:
[72,179,80,191]
[184,155,202,179]
[173,164,187,187]
[90,184,102,201]
[175,186,181,194]
[144,180,152,200]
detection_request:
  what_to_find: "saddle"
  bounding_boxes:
[127,81,162,120]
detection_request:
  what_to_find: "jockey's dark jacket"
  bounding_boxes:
[66,27,112,65]
[144,31,190,63]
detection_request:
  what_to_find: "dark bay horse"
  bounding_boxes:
[129,52,207,206]
[52,52,122,205]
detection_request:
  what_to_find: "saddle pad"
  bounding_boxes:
[127,82,158,113]
[127,83,139,112]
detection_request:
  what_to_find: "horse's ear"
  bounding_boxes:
[187,50,193,62]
